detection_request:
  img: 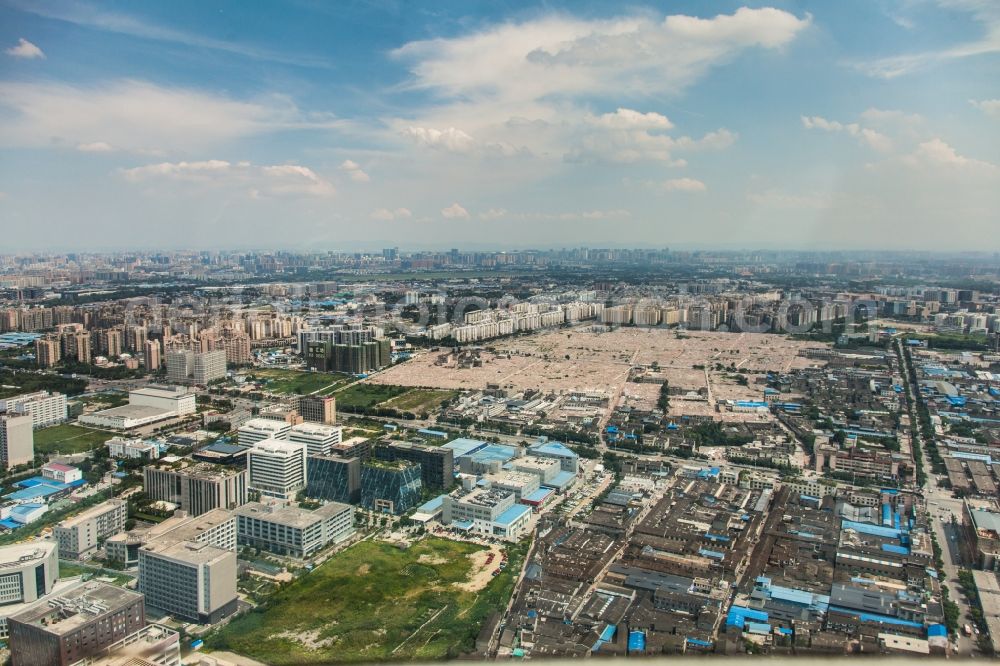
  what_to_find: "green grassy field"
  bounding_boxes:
[250,369,352,396]
[384,389,458,414]
[206,537,525,664]
[334,383,410,410]
[34,424,116,455]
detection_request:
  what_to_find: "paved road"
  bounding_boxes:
[898,338,977,656]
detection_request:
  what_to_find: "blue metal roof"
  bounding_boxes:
[442,437,490,457]
[495,504,531,527]
[828,606,923,629]
[415,494,447,514]
[523,488,553,503]
[628,631,645,652]
[530,441,579,459]
[726,606,768,628]
[842,520,902,540]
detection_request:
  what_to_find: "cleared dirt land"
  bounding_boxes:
[374,328,826,396]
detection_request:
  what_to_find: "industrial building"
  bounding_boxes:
[442,488,532,541]
[78,385,196,431]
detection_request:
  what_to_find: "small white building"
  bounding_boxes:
[106,436,160,460]
[41,462,82,484]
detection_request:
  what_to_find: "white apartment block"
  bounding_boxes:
[247,439,307,500]
[0,391,67,429]
[53,499,128,559]
[288,423,343,457]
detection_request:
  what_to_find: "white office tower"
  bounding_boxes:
[238,418,291,446]
[0,391,67,429]
[0,415,33,469]
[288,422,343,457]
[248,439,307,500]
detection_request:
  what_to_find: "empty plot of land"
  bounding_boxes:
[373,328,826,399]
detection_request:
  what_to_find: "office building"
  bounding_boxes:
[143,462,247,517]
[235,500,354,558]
[143,339,161,371]
[8,581,145,666]
[289,423,343,457]
[442,488,532,542]
[136,509,237,624]
[483,471,540,501]
[299,394,336,424]
[237,418,291,446]
[108,508,235,569]
[510,456,562,485]
[0,390,68,429]
[165,349,226,385]
[192,441,250,467]
[53,499,128,560]
[305,455,361,504]
[106,436,159,460]
[374,441,454,490]
[0,414,33,469]
[248,439,307,500]
[0,543,58,639]
[360,459,422,514]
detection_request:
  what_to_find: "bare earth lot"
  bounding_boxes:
[374,328,827,421]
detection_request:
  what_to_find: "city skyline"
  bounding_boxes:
[1,0,999,252]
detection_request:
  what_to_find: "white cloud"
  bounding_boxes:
[5,38,44,59]
[567,127,735,163]
[478,208,508,220]
[661,177,707,192]
[0,79,343,154]
[441,202,470,219]
[401,126,476,153]
[899,138,998,172]
[801,115,892,152]
[370,207,412,220]
[76,141,114,153]
[589,108,673,130]
[388,8,805,166]
[339,159,370,183]
[394,8,809,104]
[970,99,1000,117]
[120,160,335,197]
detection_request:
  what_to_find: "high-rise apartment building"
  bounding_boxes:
[95,328,124,358]
[165,349,226,384]
[34,337,61,367]
[8,581,146,666]
[61,331,91,364]
[299,394,337,424]
[143,339,161,371]
[53,499,128,560]
[143,462,247,516]
[247,439,307,500]
[0,414,33,469]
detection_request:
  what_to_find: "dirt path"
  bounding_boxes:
[454,545,503,593]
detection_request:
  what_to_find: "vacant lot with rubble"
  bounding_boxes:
[372,328,827,420]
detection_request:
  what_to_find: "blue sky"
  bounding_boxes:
[1,0,998,252]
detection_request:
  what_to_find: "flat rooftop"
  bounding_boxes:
[89,404,171,419]
[0,542,56,568]
[235,501,351,529]
[143,538,232,565]
[9,581,142,635]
